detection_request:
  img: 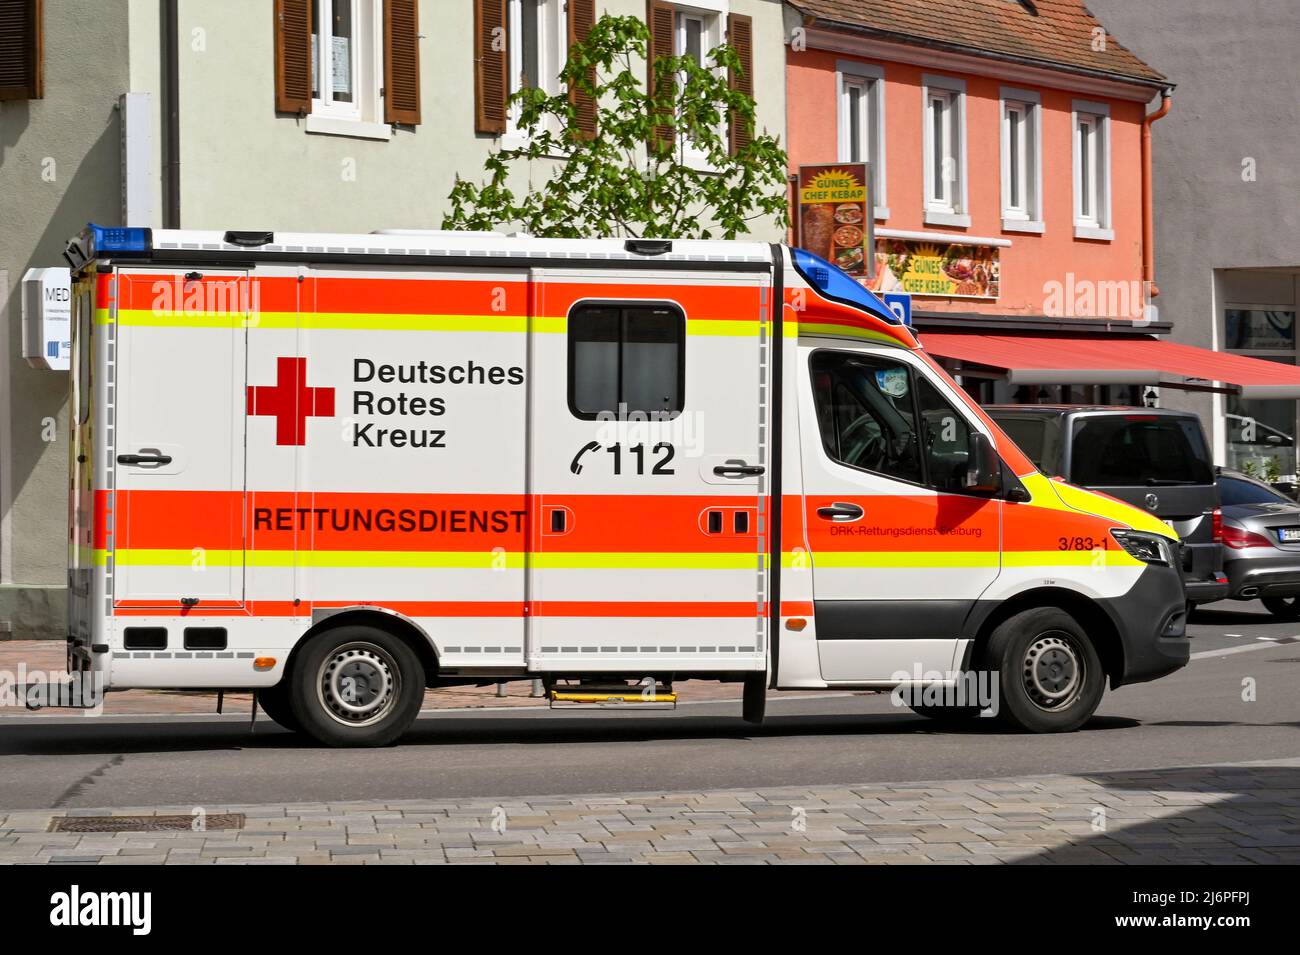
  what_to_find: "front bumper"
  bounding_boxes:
[1224,556,1300,599]
[1099,562,1190,688]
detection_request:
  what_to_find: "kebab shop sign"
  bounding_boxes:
[798,164,869,275]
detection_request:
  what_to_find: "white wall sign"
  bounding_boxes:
[21,267,72,371]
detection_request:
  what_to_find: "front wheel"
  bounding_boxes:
[985,607,1105,733]
[288,625,425,747]
[1262,596,1300,620]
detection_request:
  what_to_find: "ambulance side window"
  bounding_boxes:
[810,351,922,484]
[568,303,684,419]
[915,376,973,492]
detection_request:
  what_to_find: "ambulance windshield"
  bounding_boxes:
[791,248,901,326]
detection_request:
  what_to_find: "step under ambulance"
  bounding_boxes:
[57,224,1190,745]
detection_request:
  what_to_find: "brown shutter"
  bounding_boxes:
[474,0,508,134]
[567,0,596,139]
[727,13,753,156]
[0,0,43,101]
[647,0,675,153]
[273,0,311,114]
[384,0,421,124]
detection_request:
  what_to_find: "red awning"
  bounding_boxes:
[920,333,1300,399]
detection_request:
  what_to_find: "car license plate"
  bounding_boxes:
[1278,527,1300,543]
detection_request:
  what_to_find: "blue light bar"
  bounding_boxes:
[89,224,152,254]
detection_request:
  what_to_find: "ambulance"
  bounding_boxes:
[55,224,1190,746]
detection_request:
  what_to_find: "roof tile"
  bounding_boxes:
[791,0,1167,85]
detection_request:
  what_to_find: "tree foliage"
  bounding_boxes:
[443,15,789,239]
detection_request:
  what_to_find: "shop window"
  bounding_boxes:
[1224,307,1297,480]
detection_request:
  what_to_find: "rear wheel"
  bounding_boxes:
[288,625,425,747]
[986,607,1105,733]
[1262,596,1300,620]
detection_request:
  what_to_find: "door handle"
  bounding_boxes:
[713,463,765,477]
[117,452,173,466]
[817,502,864,522]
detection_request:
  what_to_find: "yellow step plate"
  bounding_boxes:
[550,691,678,704]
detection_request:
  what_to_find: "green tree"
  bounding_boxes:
[442,15,789,239]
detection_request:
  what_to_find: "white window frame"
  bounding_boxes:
[306,0,389,141]
[922,74,969,228]
[1000,87,1042,233]
[836,60,888,220]
[1072,99,1113,241]
[670,2,726,167]
[502,0,569,143]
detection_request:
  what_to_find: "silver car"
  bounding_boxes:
[1218,468,1300,618]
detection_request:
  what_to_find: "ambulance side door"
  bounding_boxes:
[526,267,772,672]
[798,344,1001,682]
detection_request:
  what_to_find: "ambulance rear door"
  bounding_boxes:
[526,265,773,673]
[111,268,250,609]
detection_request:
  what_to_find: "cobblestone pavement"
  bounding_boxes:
[0,640,766,716]
[2,761,1296,864]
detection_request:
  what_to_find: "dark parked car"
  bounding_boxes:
[985,406,1227,604]
[1217,468,1300,618]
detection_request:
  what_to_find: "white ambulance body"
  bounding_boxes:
[60,225,1190,745]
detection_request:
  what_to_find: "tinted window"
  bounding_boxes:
[1219,475,1292,506]
[915,377,972,492]
[811,351,922,484]
[569,304,684,419]
[1070,415,1213,487]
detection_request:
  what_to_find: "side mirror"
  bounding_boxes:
[965,432,1001,493]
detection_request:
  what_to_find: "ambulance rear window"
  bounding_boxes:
[569,303,684,419]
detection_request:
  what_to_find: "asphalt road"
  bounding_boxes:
[0,600,1296,812]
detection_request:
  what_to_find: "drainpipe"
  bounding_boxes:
[163,0,180,228]
[1141,90,1171,298]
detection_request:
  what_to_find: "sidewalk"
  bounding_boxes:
[0,640,788,716]
[2,761,1297,864]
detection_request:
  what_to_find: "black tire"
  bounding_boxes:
[985,607,1105,733]
[288,625,425,747]
[255,679,302,733]
[1262,596,1300,620]
[742,672,766,725]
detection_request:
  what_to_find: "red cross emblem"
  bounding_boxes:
[246,357,335,446]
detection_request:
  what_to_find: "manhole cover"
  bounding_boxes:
[49,813,245,832]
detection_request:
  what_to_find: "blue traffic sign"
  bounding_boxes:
[882,292,912,326]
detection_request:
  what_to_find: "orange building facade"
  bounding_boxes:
[784,0,1173,403]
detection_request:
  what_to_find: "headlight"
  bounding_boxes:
[1110,529,1170,565]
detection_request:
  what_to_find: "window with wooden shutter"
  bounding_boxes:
[384,0,420,124]
[646,0,675,153]
[567,0,596,139]
[475,0,508,134]
[273,0,311,114]
[0,0,43,101]
[727,12,753,156]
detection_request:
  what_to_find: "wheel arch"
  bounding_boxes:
[965,587,1125,689]
[283,607,440,688]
